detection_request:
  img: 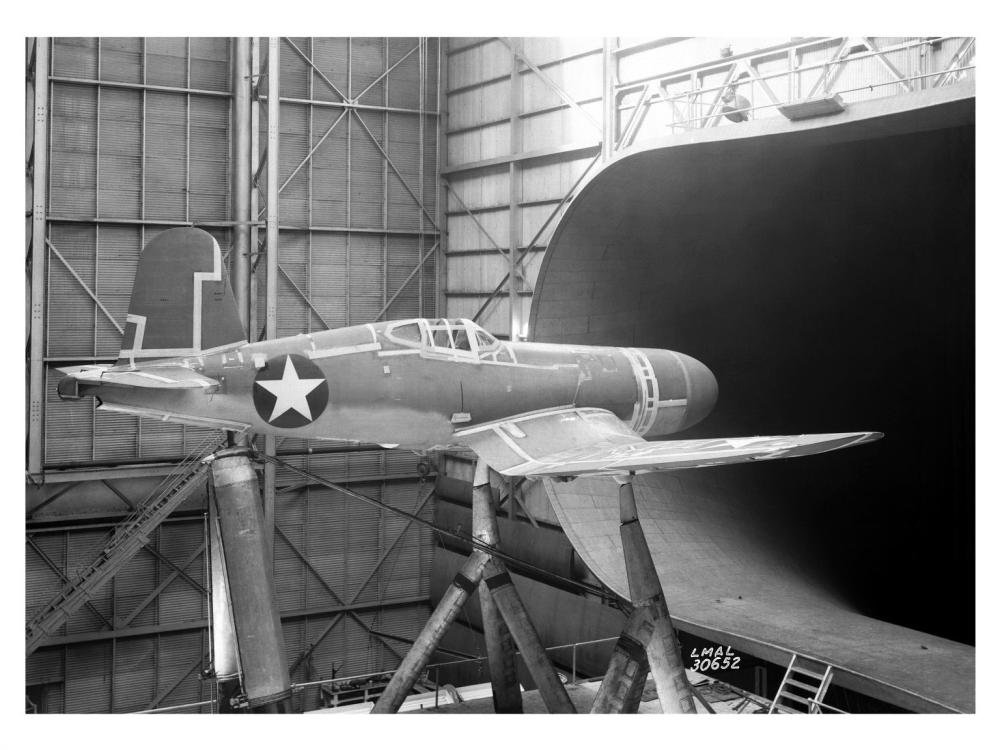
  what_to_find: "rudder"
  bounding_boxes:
[118,228,246,366]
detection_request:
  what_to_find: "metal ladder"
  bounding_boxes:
[26,432,228,656]
[768,653,835,714]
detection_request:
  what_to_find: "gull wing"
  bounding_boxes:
[454,407,881,478]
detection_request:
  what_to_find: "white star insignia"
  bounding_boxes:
[257,356,325,423]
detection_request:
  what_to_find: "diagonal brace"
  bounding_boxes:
[46,239,124,335]
[498,37,602,135]
[350,109,440,232]
[283,37,349,103]
[278,264,335,331]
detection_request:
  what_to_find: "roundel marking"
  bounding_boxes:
[252,354,329,428]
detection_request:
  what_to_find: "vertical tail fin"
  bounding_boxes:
[117,228,246,366]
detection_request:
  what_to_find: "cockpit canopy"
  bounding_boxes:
[381,318,514,362]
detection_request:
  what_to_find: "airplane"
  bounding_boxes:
[56,227,881,476]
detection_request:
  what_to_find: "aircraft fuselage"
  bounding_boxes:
[62,318,718,449]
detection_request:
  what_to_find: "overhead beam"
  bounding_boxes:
[440,142,600,176]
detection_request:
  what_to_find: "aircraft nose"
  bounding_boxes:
[634,349,718,435]
[675,352,718,430]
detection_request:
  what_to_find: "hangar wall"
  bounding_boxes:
[26,37,441,713]
[26,36,976,713]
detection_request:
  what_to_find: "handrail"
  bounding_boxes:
[635,66,975,134]
[615,36,969,93]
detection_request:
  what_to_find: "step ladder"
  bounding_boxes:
[26,433,228,656]
[768,653,835,714]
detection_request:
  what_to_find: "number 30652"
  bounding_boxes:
[693,656,740,671]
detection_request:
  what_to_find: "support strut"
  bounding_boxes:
[472,462,523,713]
[210,447,291,712]
[373,459,575,713]
[593,474,697,713]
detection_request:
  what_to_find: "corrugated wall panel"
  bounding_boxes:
[26,535,66,617]
[98,88,142,219]
[100,37,143,85]
[27,648,65,686]
[113,638,156,712]
[48,82,97,216]
[44,371,93,464]
[387,38,421,110]
[52,37,98,78]
[93,410,138,462]
[348,235,385,322]
[387,115,421,231]
[65,643,112,713]
[280,37,311,99]
[138,418,186,461]
[311,109,350,226]
[46,223,96,357]
[352,38,386,107]
[349,112,385,228]
[189,37,230,92]
[146,37,187,88]
[144,92,188,220]
[309,233,349,328]
[311,37,349,102]
[279,102,310,226]
[157,522,207,624]
[155,631,205,709]
[188,94,229,221]
[113,542,158,630]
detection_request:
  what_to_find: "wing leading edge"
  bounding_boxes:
[455,407,881,478]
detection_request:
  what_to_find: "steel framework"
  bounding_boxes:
[27,36,442,714]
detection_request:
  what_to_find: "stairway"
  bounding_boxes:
[768,653,836,714]
[26,433,228,656]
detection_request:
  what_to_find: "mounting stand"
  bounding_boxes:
[210,445,291,712]
[591,473,696,714]
[372,460,575,713]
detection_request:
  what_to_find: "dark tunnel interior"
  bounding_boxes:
[530,94,974,645]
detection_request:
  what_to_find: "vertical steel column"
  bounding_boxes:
[211,450,291,711]
[507,38,522,340]
[231,37,252,330]
[28,37,49,477]
[435,39,446,319]
[263,37,280,554]
[616,475,696,713]
[602,38,616,163]
[472,461,523,713]
[249,38,261,343]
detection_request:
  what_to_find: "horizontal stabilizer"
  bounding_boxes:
[57,364,219,390]
[456,407,881,478]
